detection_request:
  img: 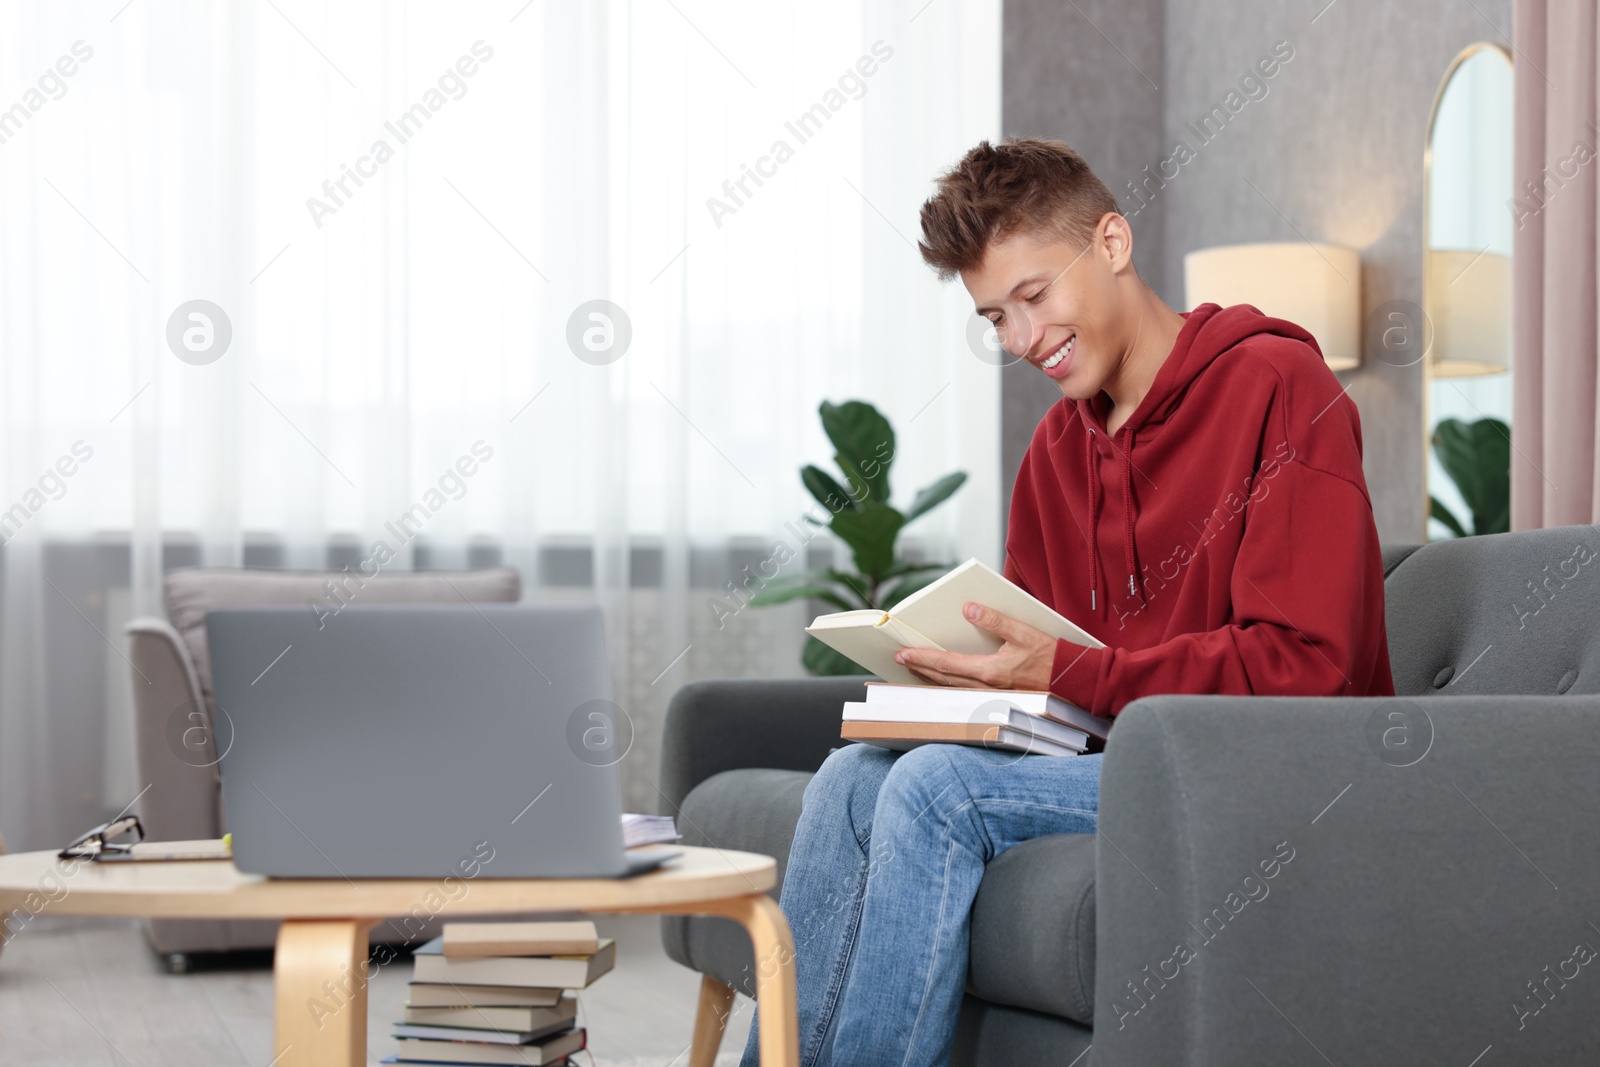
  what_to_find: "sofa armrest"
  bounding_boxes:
[657,676,870,814]
[125,617,223,841]
[1093,693,1600,1067]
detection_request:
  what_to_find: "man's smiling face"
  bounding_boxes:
[961,220,1126,401]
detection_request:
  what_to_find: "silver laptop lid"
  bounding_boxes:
[206,603,631,879]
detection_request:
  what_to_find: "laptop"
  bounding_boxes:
[206,603,676,879]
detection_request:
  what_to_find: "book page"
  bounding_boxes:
[803,616,932,684]
[806,609,886,629]
[892,558,1103,653]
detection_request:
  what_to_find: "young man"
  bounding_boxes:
[738,137,1394,1066]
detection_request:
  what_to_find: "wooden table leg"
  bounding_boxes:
[689,974,737,1067]
[655,895,798,1067]
[273,918,379,1067]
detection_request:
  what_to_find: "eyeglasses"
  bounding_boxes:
[981,241,1094,354]
[59,814,144,859]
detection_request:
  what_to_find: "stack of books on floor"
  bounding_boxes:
[384,921,616,1065]
[840,682,1112,757]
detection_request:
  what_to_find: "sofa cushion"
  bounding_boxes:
[951,996,1093,1067]
[660,768,813,996]
[663,766,1099,1025]
[163,565,520,718]
[967,832,1097,1026]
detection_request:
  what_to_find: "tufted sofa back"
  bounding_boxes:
[1383,524,1600,698]
[163,565,522,723]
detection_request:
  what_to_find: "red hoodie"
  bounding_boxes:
[1004,302,1395,718]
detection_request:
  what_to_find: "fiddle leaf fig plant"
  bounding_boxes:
[747,399,968,675]
[1429,415,1510,538]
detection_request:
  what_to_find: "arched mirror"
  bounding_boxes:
[1423,44,1513,540]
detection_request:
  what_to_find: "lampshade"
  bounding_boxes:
[1183,242,1362,371]
[1427,248,1509,377]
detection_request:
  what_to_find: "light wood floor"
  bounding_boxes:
[0,914,754,1066]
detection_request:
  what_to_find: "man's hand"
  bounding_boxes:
[893,602,1057,691]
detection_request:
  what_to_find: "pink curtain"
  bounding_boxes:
[1512,0,1600,529]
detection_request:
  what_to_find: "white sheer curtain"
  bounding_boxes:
[0,0,1000,850]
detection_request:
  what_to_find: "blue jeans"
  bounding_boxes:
[737,742,1102,1067]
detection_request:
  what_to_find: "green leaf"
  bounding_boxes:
[832,453,878,509]
[802,634,874,676]
[820,400,895,504]
[828,502,904,581]
[902,471,968,524]
[1428,495,1468,539]
[761,568,836,584]
[880,566,950,608]
[1431,417,1510,536]
[742,568,872,610]
[746,583,858,610]
[822,568,873,605]
[802,464,861,515]
[880,559,955,581]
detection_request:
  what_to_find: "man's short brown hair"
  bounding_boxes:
[917,137,1120,282]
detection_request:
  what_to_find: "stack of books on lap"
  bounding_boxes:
[840,682,1112,757]
[384,921,616,1065]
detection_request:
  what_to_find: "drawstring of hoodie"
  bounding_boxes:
[1121,427,1145,606]
[1084,421,1146,614]
[1085,427,1100,611]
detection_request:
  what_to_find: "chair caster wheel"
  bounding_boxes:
[162,952,192,974]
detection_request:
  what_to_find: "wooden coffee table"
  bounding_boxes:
[0,845,794,1067]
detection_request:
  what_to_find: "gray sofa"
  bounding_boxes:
[659,524,1600,1065]
[126,565,525,970]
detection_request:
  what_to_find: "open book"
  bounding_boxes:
[805,558,1103,685]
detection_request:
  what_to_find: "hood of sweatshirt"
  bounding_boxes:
[1072,302,1321,612]
[1004,301,1394,716]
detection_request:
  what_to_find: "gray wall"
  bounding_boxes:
[1001,0,1165,550]
[1001,0,1513,546]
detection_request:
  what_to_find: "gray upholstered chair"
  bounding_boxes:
[658,526,1600,1065]
[125,565,524,971]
